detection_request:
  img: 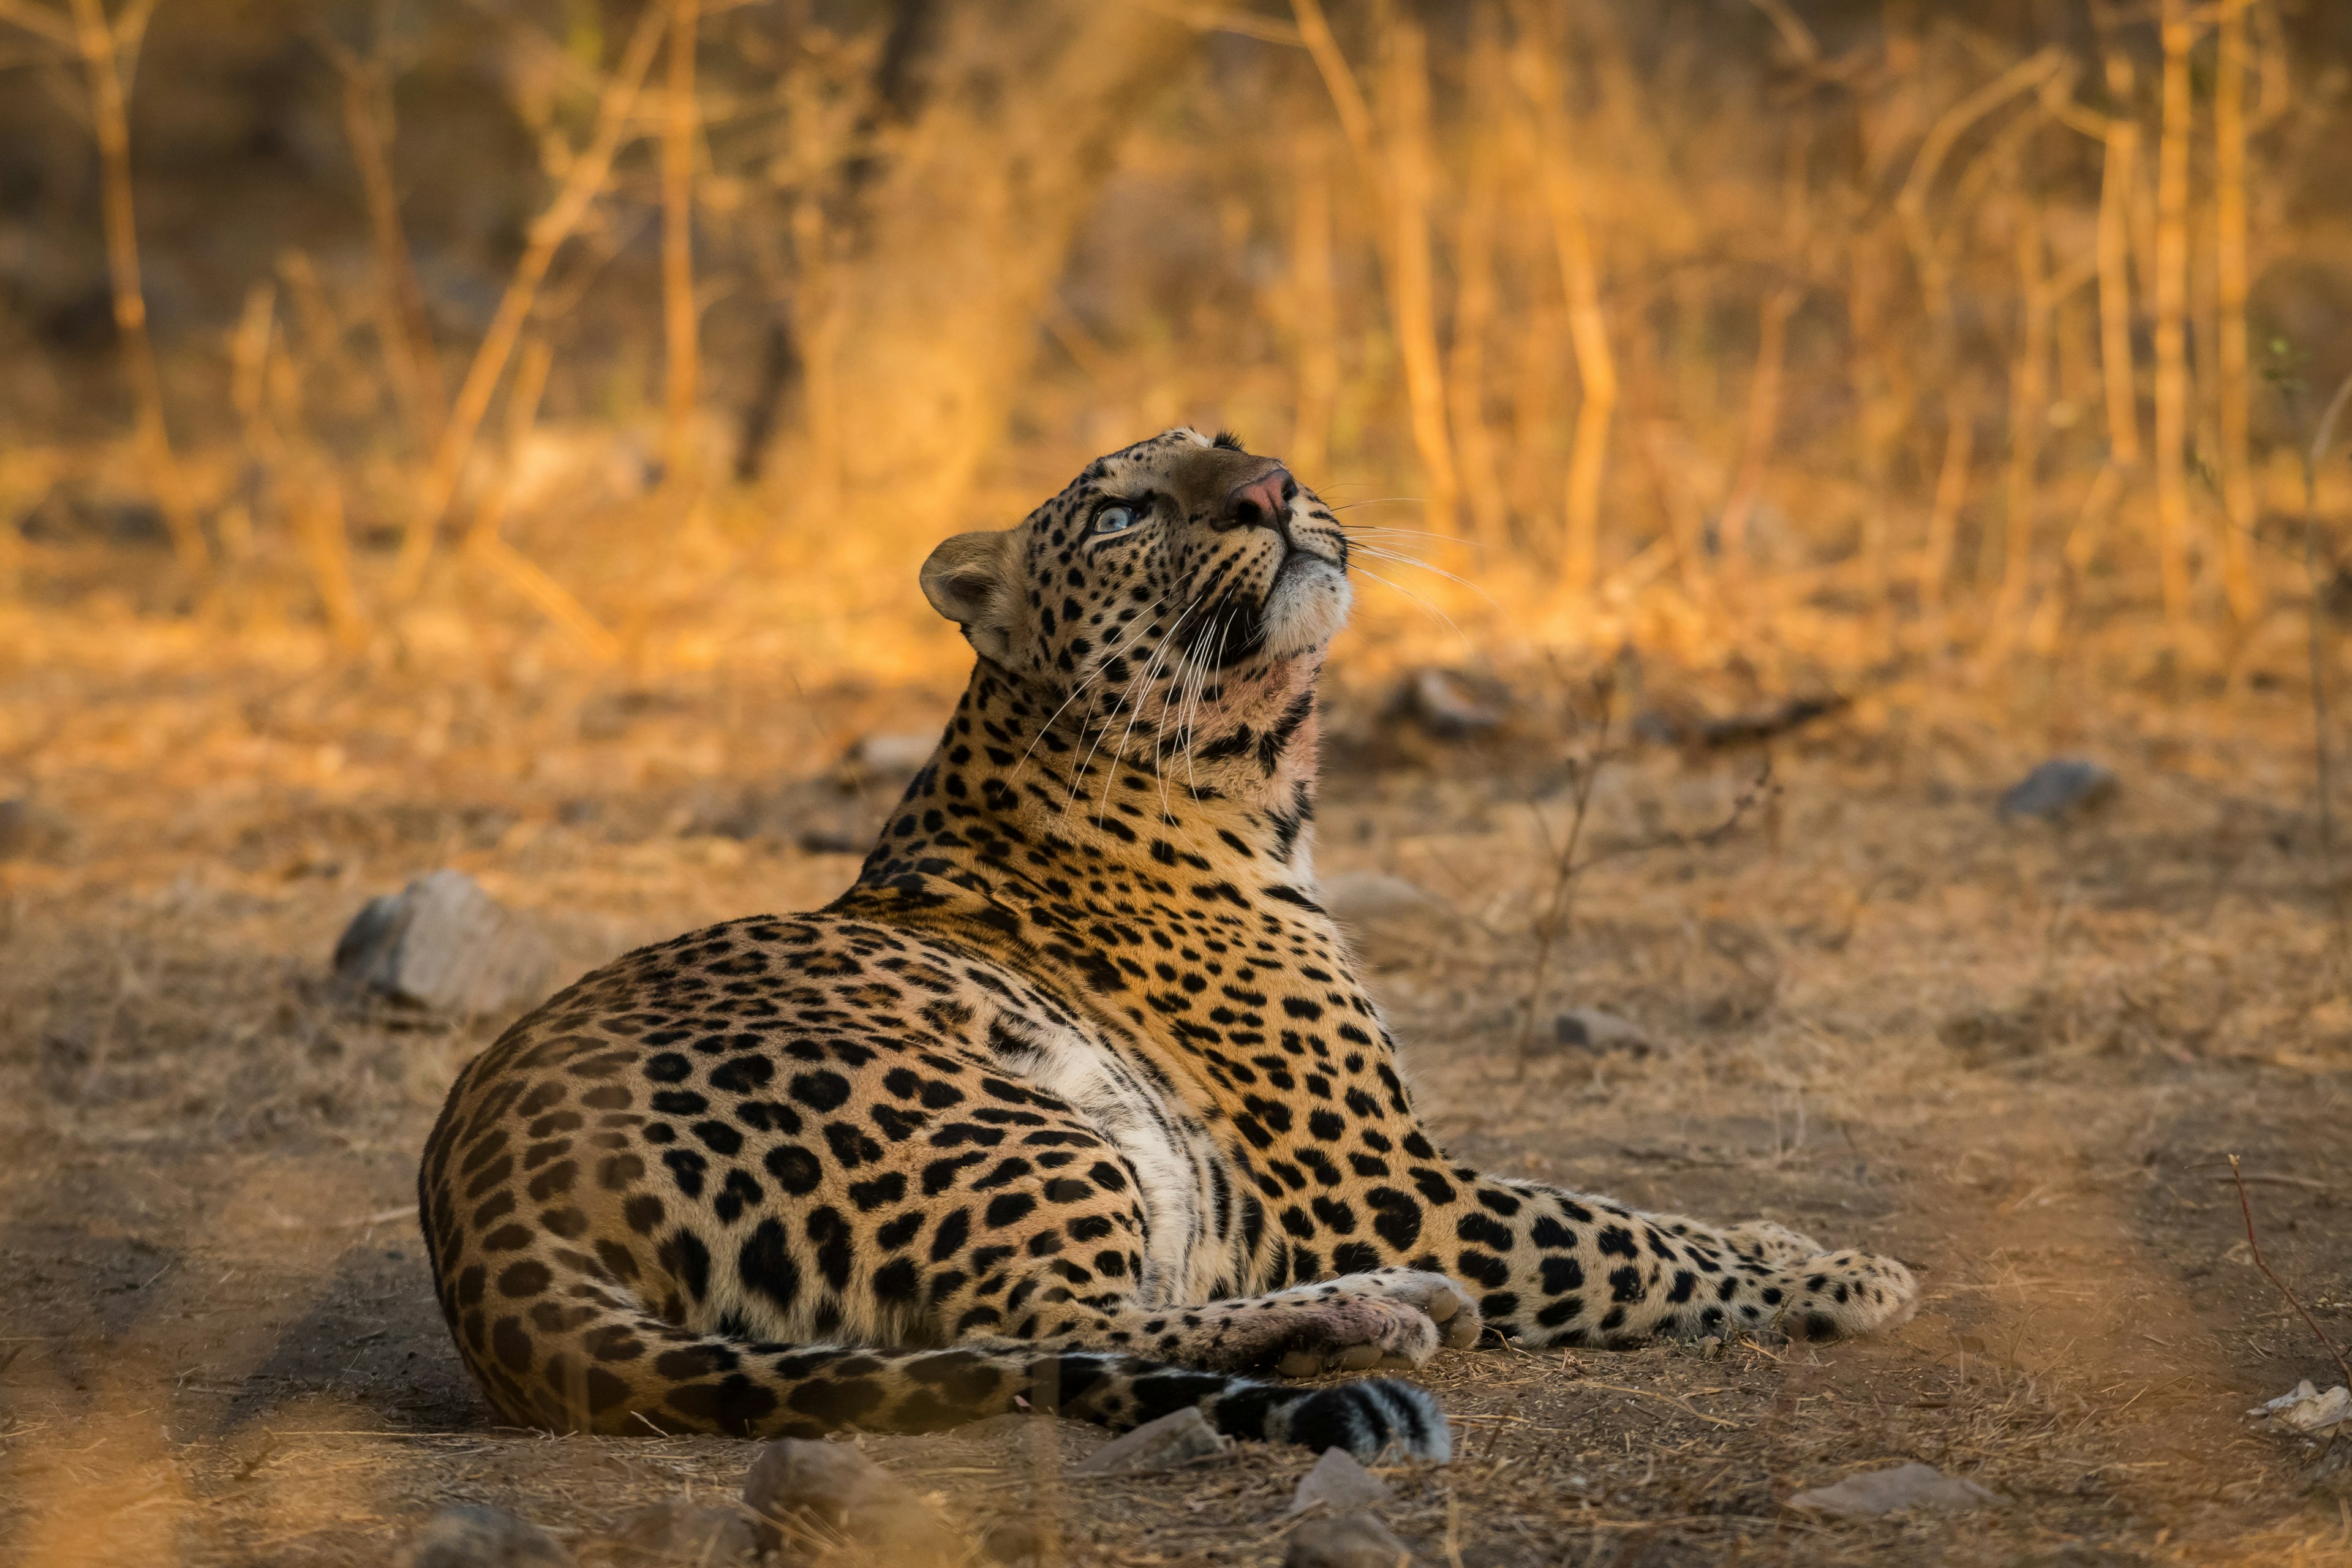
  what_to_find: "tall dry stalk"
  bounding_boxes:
[2097,53,2143,471]
[317,32,445,458]
[2152,0,2196,634]
[1893,48,2066,320]
[1506,299,1561,549]
[1716,287,1798,579]
[62,0,204,573]
[1995,201,2051,624]
[661,0,700,494]
[462,333,621,661]
[1292,0,1458,533]
[256,331,367,646]
[1376,15,1459,535]
[1848,227,1909,636]
[2214,0,2259,624]
[1287,135,1340,483]
[820,6,1185,521]
[1446,12,1507,548]
[393,2,667,598]
[1635,420,1711,602]
[2297,372,2352,976]
[1919,394,1977,633]
[1512,15,1616,596]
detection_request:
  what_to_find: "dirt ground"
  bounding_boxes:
[5,633,2352,1566]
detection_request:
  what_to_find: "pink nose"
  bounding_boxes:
[1224,468,1294,532]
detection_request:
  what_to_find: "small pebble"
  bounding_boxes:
[1997,758,2116,819]
[1390,667,1506,738]
[848,732,939,773]
[1284,1510,1415,1568]
[1553,1007,1649,1055]
[1787,1462,1999,1516]
[742,1438,964,1564]
[1071,1406,1231,1474]
[1286,1447,1390,1516]
[394,1506,575,1568]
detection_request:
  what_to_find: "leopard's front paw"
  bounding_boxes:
[1309,1268,1483,1351]
[1264,1295,1444,1378]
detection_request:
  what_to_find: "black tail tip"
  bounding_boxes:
[1271,1379,1451,1462]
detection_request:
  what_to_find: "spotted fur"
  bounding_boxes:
[417,429,1916,1460]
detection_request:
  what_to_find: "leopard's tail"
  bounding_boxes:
[419,1181,1447,1459]
[436,1294,1450,1459]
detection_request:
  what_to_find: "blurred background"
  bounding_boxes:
[11,9,2352,1562]
[4,0,2348,689]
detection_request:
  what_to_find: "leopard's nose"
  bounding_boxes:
[1221,467,1295,533]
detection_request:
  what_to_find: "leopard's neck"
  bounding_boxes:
[878,656,1325,880]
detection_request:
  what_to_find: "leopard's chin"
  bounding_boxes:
[1259,556,1350,659]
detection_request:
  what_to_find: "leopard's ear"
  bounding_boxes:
[921,529,1019,665]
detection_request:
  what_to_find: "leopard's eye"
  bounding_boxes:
[1093,504,1139,536]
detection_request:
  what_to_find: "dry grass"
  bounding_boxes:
[5,644,2352,1564]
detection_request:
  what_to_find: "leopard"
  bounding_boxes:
[417,428,1918,1462]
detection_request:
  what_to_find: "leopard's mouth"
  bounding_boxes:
[1256,551,1351,659]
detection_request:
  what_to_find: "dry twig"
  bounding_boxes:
[1515,675,1613,1068]
[2228,1155,2352,1390]
[55,0,205,572]
[314,27,447,459]
[392,1,667,597]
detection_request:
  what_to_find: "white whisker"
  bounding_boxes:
[1091,600,1193,823]
[1346,545,1502,612]
[1349,564,1471,643]
[1012,588,1175,784]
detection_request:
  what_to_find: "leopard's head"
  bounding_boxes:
[920,429,1349,775]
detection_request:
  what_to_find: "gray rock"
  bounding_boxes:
[1391,668,1506,739]
[1321,872,1446,927]
[394,1507,576,1568]
[741,1438,964,1564]
[848,732,940,774]
[1553,1007,1649,1054]
[333,869,556,1016]
[582,1499,758,1566]
[1998,758,2116,819]
[1786,1462,1999,1516]
[1284,1511,1414,1568]
[1286,1447,1390,1515]
[1071,1405,1231,1474]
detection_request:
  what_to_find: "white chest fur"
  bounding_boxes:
[978,1007,1232,1305]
